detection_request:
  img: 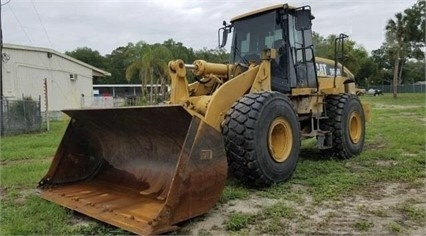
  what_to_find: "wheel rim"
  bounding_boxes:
[268,117,292,163]
[349,111,362,143]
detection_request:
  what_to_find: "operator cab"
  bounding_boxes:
[219,4,317,92]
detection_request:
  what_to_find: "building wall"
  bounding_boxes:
[2,47,94,112]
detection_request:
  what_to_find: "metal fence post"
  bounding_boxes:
[0,98,3,137]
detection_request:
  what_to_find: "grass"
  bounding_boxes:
[395,199,426,225]
[223,201,299,233]
[387,222,404,234]
[255,217,288,235]
[0,93,425,234]
[0,121,71,235]
[370,207,389,217]
[219,178,251,204]
[224,212,254,231]
[1,194,73,235]
[1,159,51,188]
[353,219,374,231]
[0,121,67,161]
[261,202,296,219]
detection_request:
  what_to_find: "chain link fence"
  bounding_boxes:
[81,96,156,108]
[0,98,43,136]
[371,84,426,93]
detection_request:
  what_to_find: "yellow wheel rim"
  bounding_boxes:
[268,117,292,163]
[349,112,362,143]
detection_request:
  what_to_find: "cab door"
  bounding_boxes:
[288,6,317,89]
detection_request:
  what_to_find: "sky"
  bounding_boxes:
[2,0,418,56]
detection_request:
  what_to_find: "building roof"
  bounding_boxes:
[3,43,111,77]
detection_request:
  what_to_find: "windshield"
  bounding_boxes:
[231,11,283,64]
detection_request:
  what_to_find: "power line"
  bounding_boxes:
[4,1,100,113]
[1,0,11,6]
[8,4,32,43]
[6,4,74,106]
[31,0,53,47]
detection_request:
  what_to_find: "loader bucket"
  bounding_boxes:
[38,105,228,235]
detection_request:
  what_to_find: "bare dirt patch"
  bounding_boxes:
[376,160,399,166]
[0,187,7,201]
[179,195,278,235]
[374,104,423,110]
[0,157,52,166]
[364,135,387,150]
[13,189,35,205]
[183,182,426,235]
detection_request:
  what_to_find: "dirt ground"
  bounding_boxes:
[181,182,426,235]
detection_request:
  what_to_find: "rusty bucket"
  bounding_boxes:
[38,105,228,235]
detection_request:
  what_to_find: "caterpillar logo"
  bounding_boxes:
[200,150,213,160]
[316,62,342,77]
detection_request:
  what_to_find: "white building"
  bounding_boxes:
[2,43,110,119]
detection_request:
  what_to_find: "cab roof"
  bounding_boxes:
[231,4,296,22]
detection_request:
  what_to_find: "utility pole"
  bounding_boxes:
[0,2,4,137]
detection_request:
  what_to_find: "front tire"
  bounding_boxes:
[222,92,300,187]
[322,94,365,158]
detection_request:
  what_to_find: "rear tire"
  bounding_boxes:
[222,92,300,187]
[321,94,365,158]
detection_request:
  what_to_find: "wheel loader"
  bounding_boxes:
[38,4,370,235]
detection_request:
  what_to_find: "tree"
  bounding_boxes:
[65,47,108,83]
[104,43,138,84]
[150,45,174,102]
[312,32,374,87]
[404,0,426,60]
[371,45,392,70]
[401,60,425,84]
[194,47,230,63]
[64,38,234,94]
[385,0,425,98]
[125,44,173,103]
[162,39,195,62]
[386,13,407,98]
[65,47,106,69]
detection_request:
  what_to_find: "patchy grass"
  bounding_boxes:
[255,217,288,235]
[257,184,305,203]
[370,207,390,217]
[219,178,251,204]
[395,199,426,225]
[224,212,254,231]
[261,202,296,219]
[0,93,425,235]
[387,222,404,234]
[353,219,374,232]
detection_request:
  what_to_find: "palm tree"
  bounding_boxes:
[385,0,425,98]
[125,42,149,98]
[125,44,173,104]
[385,12,407,99]
[151,46,174,102]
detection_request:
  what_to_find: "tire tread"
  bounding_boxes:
[222,92,299,187]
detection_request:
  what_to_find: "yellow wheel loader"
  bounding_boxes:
[38,4,370,235]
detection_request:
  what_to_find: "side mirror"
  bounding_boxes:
[218,21,232,48]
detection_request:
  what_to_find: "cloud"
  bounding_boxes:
[2,0,417,55]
